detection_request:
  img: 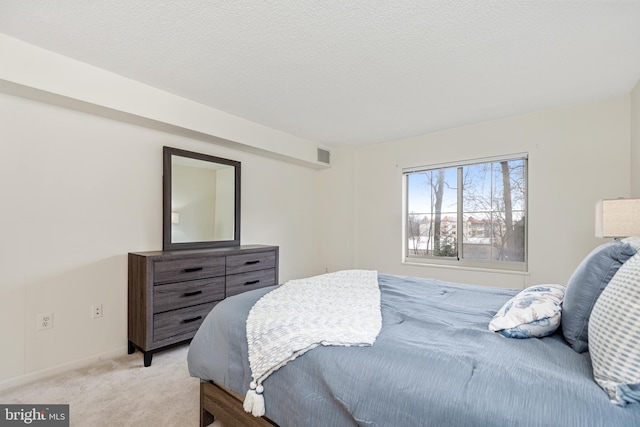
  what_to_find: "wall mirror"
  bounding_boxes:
[163,146,241,250]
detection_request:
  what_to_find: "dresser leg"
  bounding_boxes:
[128,340,135,354]
[144,351,153,367]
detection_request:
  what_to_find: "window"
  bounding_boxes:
[403,154,527,271]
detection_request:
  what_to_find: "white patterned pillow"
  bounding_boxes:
[588,252,640,405]
[489,284,565,338]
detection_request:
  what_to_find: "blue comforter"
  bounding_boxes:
[187,274,640,426]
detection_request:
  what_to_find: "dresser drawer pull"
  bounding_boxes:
[245,260,260,265]
[183,290,203,297]
[244,280,260,286]
[182,316,202,324]
[184,267,204,273]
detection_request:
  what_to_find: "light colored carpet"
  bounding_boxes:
[0,344,222,427]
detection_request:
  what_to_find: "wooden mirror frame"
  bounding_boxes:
[163,146,241,251]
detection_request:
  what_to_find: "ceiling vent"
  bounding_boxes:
[317,148,331,165]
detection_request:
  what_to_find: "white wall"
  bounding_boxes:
[0,35,330,169]
[0,92,324,388]
[317,147,357,273]
[0,37,636,389]
[322,96,631,289]
[631,79,640,197]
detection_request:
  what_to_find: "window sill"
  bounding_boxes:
[402,258,529,276]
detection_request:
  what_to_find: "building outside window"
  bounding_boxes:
[403,154,527,271]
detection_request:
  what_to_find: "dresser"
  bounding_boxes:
[128,245,278,366]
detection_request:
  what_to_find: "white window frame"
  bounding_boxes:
[402,153,528,272]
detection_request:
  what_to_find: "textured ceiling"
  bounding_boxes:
[1,1,640,147]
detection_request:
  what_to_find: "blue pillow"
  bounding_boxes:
[489,284,565,339]
[561,241,636,353]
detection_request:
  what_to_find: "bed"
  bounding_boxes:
[187,241,640,427]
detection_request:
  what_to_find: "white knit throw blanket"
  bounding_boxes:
[243,270,382,417]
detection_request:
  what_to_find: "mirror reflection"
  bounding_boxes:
[171,156,235,243]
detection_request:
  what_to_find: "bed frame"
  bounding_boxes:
[200,381,278,427]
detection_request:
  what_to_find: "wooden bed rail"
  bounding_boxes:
[200,381,278,427]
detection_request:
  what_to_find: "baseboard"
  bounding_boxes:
[0,346,128,392]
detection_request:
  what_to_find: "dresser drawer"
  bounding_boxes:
[226,269,276,297]
[153,302,217,342]
[154,256,225,284]
[153,277,225,313]
[226,251,276,275]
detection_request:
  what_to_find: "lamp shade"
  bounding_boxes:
[595,199,640,238]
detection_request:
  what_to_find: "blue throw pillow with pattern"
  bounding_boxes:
[489,284,565,339]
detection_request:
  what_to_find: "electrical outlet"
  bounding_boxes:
[37,313,54,331]
[92,304,103,319]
